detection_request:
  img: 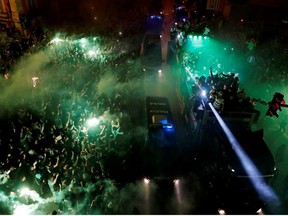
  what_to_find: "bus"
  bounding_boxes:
[143,96,179,183]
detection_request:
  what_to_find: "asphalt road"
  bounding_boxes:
[139,33,217,214]
[139,60,212,215]
[135,0,214,213]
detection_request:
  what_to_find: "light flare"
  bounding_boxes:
[50,37,64,44]
[19,187,43,202]
[86,117,100,128]
[32,77,39,88]
[144,178,150,184]
[13,204,32,216]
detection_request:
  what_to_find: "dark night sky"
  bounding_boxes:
[35,0,164,33]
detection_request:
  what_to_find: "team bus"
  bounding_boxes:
[143,96,180,183]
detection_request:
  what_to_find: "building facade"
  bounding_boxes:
[0,0,37,37]
[206,0,288,20]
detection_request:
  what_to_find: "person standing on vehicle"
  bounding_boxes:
[213,91,225,113]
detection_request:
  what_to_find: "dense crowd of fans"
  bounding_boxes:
[0,31,144,214]
[185,65,260,113]
[169,11,288,124]
[177,46,262,125]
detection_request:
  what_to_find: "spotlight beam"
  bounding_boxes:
[208,103,281,213]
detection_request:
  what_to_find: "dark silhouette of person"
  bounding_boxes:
[51,210,57,215]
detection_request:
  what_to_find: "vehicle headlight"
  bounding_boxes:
[256,208,263,214]
[144,178,150,184]
[173,179,180,185]
[218,208,226,215]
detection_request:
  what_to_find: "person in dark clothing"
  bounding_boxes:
[51,210,58,215]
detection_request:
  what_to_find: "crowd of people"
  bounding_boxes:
[169,10,288,124]
[0,31,145,214]
[178,46,263,124]
[190,66,260,113]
